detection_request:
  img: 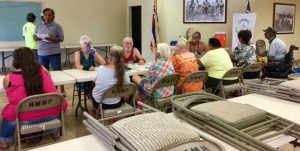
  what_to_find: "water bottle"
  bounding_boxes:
[87,44,95,56]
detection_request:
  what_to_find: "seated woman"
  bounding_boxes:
[171,38,202,94]
[132,43,175,98]
[232,30,258,79]
[123,37,145,65]
[198,38,237,93]
[0,47,68,149]
[75,35,106,71]
[74,35,106,102]
[92,46,130,110]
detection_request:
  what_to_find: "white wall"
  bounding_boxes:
[127,0,155,62]
[1,0,127,68]
[157,0,300,60]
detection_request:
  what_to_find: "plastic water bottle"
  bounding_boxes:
[87,44,95,55]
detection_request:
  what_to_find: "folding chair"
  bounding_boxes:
[213,67,244,98]
[144,73,180,112]
[243,62,264,83]
[172,92,300,151]
[182,70,208,93]
[15,93,65,151]
[96,83,137,120]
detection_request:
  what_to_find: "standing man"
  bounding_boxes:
[34,8,64,70]
[23,13,38,58]
[189,31,208,57]
[263,27,287,63]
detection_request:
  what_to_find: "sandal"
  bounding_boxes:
[0,142,9,149]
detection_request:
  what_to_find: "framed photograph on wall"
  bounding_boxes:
[183,0,227,23]
[273,3,296,34]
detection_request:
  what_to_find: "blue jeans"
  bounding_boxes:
[0,115,59,143]
[38,54,61,70]
[138,79,150,98]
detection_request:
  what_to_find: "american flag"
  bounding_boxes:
[246,0,251,13]
[150,0,160,52]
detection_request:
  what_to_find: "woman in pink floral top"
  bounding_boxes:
[132,43,175,98]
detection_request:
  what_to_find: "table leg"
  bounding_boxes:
[1,52,6,74]
[105,46,109,60]
[83,91,89,113]
[75,87,82,117]
[64,48,69,67]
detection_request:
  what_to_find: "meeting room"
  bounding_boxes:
[0,0,300,150]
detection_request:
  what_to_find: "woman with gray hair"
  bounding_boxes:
[75,35,105,71]
[171,38,202,94]
[132,43,175,98]
[74,35,106,111]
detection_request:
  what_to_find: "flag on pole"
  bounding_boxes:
[246,0,251,13]
[150,0,160,53]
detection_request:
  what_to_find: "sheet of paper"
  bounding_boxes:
[35,34,50,42]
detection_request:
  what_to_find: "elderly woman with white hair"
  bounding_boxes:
[132,43,175,98]
[123,36,145,65]
[74,35,106,111]
[171,37,202,94]
[75,35,106,71]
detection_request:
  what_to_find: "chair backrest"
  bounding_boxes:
[151,73,180,94]
[16,93,64,117]
[183,71,208,84]
[222,67,244,79]
[256,40,266,55]
[244,62,264,73]
[102,83,137,99]
[284,45,298,65]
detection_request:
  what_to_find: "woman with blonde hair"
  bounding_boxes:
[92,46,130,110]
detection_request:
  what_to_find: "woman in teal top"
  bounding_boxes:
[74,35,106,109]
[75,35,106,71]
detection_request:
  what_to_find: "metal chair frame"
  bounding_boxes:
[213,67,244,98]
[144,73,180,112]
[172,92,300,151]
[96,83,137,119]
[182,70,208,93]
[15,93,65,151]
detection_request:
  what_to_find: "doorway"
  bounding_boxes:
[131,6,142,53]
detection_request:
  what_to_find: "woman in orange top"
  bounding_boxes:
[171,38,203,94]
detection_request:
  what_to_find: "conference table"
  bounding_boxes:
[29,93,300,151]
[0,47,19,74]
[0,71,76,94]
[62,43,117,68]
[62,63,150,116]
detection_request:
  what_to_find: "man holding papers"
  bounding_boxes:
[34,8,64,71]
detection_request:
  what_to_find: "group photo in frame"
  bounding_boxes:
[183,0,227,23]
[273,3,296,34]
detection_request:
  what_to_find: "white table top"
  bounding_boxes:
[228,93,300,123]
[126,63,150,76]
[61,44,117,49]
[63,64,150,83]
[63,69,97,83]
[29,135,110,151]
[49,71,76,86]
[0,71,76,93]
[0,47,18,52]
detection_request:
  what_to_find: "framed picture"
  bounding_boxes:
[183,0,227,23]
[273,3,296,34]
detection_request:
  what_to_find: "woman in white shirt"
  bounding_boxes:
[92,46,130,110]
